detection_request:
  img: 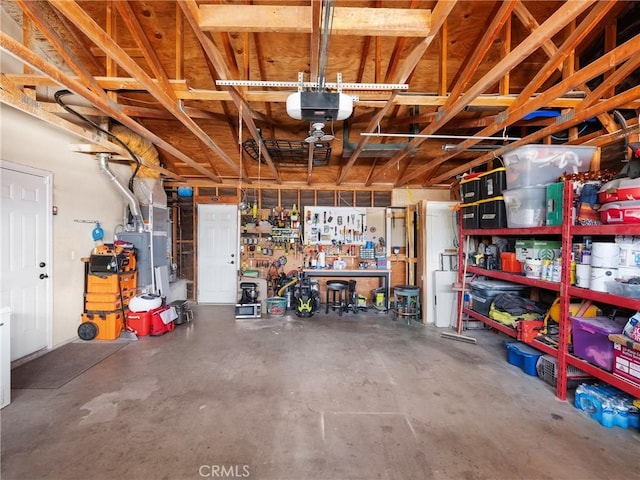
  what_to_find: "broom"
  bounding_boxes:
[441,235,477,344]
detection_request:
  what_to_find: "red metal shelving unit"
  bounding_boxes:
[457,181,640,401]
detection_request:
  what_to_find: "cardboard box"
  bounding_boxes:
[515,240,561,263]
[609,334,640,385]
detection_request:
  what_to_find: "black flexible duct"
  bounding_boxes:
[612,110,629,156]
[54,90,141,190]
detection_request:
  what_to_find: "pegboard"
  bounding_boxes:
[302,206,366,245]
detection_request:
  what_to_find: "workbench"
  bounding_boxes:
[302,269,391,309]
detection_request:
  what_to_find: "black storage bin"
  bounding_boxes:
[479,167,507,199]
[479,196,507,229]
[462,202,479,229]
[460,175,481,204]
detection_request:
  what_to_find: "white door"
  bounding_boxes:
[422,201,458,324]
[0,164,52,360]
[197,204,239,303]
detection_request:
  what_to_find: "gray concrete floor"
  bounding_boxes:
[1,305,639,480]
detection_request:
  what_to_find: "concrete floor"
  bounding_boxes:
[1,305,639,480]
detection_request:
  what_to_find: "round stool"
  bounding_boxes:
[393,285,421,324]
[326,280,348,316]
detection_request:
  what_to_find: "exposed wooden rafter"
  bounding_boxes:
[368,0,595,186]
[2,1,639,188]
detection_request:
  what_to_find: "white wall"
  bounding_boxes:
[1,105,130,348]
[392,187,452,206]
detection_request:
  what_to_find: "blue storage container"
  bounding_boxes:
[505,341,544,376]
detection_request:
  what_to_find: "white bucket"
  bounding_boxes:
[590,266,618,292]
[575,264,591,288]
[591,242,620,268]
[617,265,640,281]
[524,258,543,279]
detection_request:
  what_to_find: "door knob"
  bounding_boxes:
[39,273,49,279]
[40,262,46,267]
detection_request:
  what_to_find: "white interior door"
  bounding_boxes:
[197,204,239,304]
[0,163,52,360]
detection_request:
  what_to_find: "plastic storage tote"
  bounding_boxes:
[570,315,626,371]
[478,196,507,229]
[470,280,528,317]
[502,145,596,189]
[460,175,481,204]
[599,200,640,224]
[505,341,544,376]
[503,186,546,228]
[479,167,507,199]
[461,202,480,229]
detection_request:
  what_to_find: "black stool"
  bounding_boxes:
[393,284,421,324]
[326,280,348,316]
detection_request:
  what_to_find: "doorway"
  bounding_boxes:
[0,161,53,360]
[197,204,239,304]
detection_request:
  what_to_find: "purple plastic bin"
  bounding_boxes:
[570,316,626,371]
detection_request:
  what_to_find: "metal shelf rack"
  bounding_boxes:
[457,182,640,401]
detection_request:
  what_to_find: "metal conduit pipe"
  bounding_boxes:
[97,153,144,232]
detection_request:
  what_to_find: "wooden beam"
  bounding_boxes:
[369,0,595,185]
[309,0,322,84]
[198,5,431,37]
[426,84,640,186]
[51,1,239,174]
[7,74,614,109]
[446,0,516,106]
[509,1,616,111]
[438,19,447,97]
[513,1,560,64]
[499,15,511,95]
[0,74,183,181]
[0,30,220,182]
[114,1,173,94]
[398,32,640,187]
[603,20,618,98]
[178,0,281,183]
[175,3,184,80]
[17,0,105,96]
[510,1,617,134]
[338,0,457,185]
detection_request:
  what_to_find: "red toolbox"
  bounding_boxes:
[126,308,155,336]
[149,306,177,336]
[598,178,640,204]
[599,200,640,224]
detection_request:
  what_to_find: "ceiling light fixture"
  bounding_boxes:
[305,122,335,143]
